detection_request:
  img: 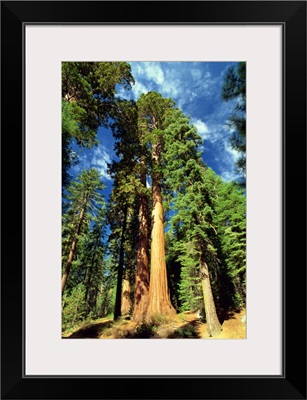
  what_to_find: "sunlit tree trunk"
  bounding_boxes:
[200,256,222,337]
[121,270,132,316]
[147,142,176,319]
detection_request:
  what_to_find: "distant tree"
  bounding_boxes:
[82,205,107,316]
[61,168,105,293]
[222,62,246,183]
[62,283,87,330]
[213,176,246,309]
[169,165,222,337]
[161,111,222,336]
[107,168,138,320]
[108,100,140,320]
[98,258,117,317]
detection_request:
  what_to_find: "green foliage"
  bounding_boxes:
[212,175,246,308]
[127,323,154,338]
[222,62,246,182]
[62,62,134,187]
[168,324,198,338]
[61,66,247,333]
[62,168,106,296]
[62,283,87,330]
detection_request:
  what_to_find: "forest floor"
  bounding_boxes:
[62,308,246,339]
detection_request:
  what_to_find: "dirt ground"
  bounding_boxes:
[62,308,246,339]
[183,309,246,339]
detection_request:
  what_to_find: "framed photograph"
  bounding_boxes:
[1,1,306,399]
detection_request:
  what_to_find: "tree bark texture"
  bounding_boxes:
[132,174,150,322]
[146,142,176,320]
[121,271,132,316]
[200,256,222,337]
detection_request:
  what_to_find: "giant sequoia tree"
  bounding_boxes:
[137,92,177,320]
[61,64,247,338]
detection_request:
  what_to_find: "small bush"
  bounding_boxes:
[168,324,198,338]
[62,284,87,330]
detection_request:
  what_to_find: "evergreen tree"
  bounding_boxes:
[170,168,222,337]
[162,111,222,336]
[137,92,176,320]
[222,62,246,183]
[98,258,117,317]
[213,176,246,308]
[107,169,138,320]
[61,168,105,293]
[62,62,134,187]
[82,205,107,316]
[108,100,140,320]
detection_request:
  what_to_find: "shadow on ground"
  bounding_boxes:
[65,320,113,338]
[166,320,201,338]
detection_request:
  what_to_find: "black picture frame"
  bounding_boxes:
[1,1,306,399]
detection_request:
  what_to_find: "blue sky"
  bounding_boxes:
[69,61,242,197]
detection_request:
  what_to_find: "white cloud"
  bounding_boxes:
[213,140,241,182]
[131,80,150,100]
[224,142,240,162]
[191,119,209,139]
[91,145,112,181]
[143,63,164,85]
[220,170,239,182]
[130,62,216,109]
[191,68,202,80]
[161,79,182,99]
[70,153,90,175]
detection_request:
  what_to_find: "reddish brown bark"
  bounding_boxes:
[61,201,86,293]
[132,172,150,322]
[146,143,176,320]
[200,256,222,337]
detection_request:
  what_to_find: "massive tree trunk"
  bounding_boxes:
[61,198,87,293]
[200,255,222,337]
[121,270,132,316]
[132,171,150,322]
[114,205,128,320]
[146,142,176,320]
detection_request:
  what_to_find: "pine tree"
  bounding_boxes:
[61,168,105,293]
[82,205,107,316]
[222,62,246,183]
[171,171,222,336]
[62,62,134,187]
[107,167,138,320]
[212,175,246,309]
[162,111,222,336]
[108,99,141,320]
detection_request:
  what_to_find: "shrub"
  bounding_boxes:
[62,283,87,330]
